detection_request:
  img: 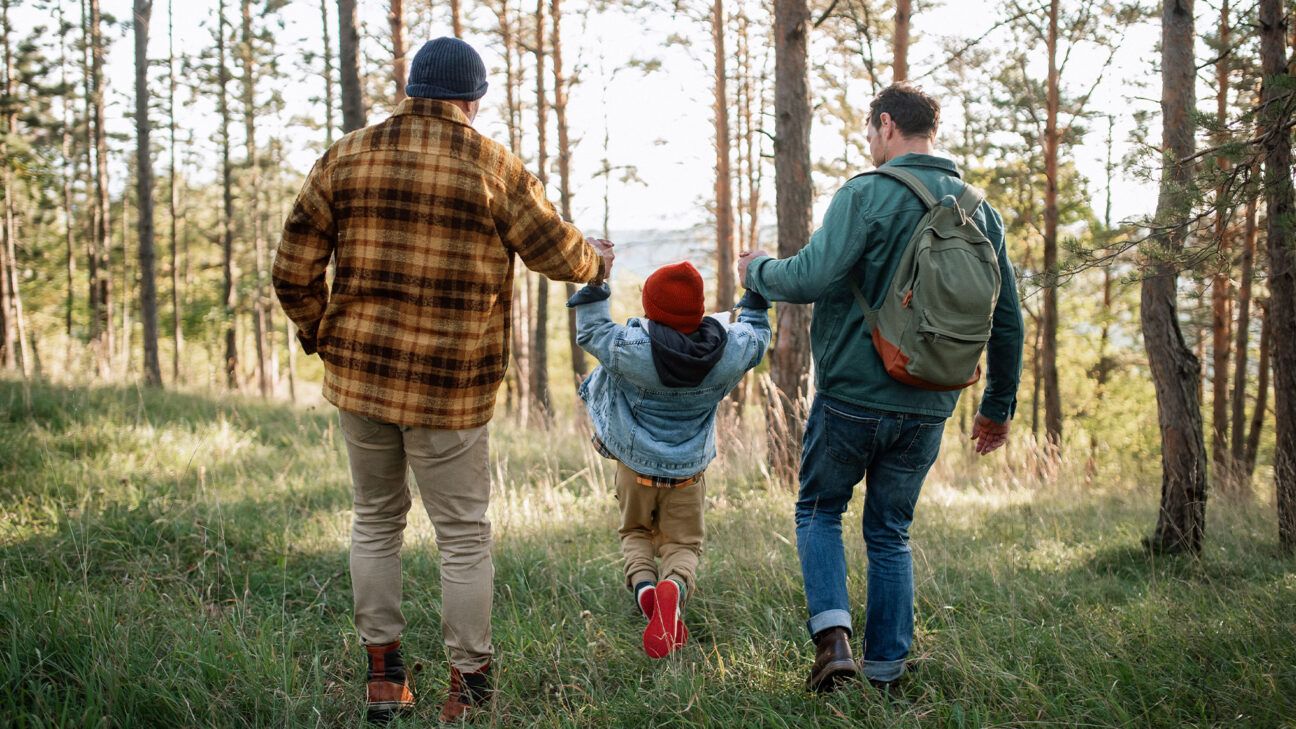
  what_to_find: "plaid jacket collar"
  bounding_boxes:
[392,97,472,126]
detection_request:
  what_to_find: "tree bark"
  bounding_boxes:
[712,0,735,312]
[1142,0,1207,555]
[242,0,271,397]
[451,0,463,37]
[0,0,30,376]
[1246,300,1270,478]
[530,0,552,425]
[1229,174,1258,486]
[390,0,406,104]
[218,0,238,389]
[338,0,366,133]
[88,0,114,378]
[1210,0,1234,489]
[321,0,335,146]
[57,0,78,363]
[893,0,910,82]
[1258,0,1296,552]
[135,0,162,387]
[550,0,587,384]
[168,0,183,383]
[1041,0,1062,450]
[770,0,813,483]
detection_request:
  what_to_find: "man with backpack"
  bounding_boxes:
[737,83,1024,694]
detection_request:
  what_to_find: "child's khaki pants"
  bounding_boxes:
[614,461,706,592]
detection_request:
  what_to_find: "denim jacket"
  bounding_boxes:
[569,284,771,478]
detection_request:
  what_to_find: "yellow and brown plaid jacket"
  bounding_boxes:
[273,98,602,429]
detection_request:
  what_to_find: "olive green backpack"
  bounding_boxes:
[848,166,1001,391]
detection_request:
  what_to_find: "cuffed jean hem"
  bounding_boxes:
[806,609,852,639]
[861,657,906,683]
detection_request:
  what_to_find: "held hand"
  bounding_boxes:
[737,249,771,289]
[587,237,615,283]
[970,413,1010,456]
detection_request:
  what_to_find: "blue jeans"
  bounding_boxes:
[795,395,946,683]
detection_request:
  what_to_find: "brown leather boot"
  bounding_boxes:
[805,628,860,693]
[364,641,415,724]
[438,662,492,723]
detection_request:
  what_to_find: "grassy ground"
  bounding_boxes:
[1,378,1293,728]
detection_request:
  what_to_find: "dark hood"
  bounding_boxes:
[647,317,728,388]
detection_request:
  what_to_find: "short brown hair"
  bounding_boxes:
[868,83,941,138]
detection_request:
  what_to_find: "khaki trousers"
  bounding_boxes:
[614,462,706,593]
[339,409,492,672]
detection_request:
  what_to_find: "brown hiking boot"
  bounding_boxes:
[438,662,492,723]
[805,628,860,693]
[364,641,415,724]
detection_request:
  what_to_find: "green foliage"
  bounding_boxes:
[2,379,1293,727]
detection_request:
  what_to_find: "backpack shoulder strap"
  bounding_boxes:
[867,166,938,209]
[956,182,985,217]
[848,279,879,329]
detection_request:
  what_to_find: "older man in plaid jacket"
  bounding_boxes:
[273,37,612,724]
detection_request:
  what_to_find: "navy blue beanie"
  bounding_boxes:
[406,38,489,101]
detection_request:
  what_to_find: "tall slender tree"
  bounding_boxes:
[1142,0,1206,555]
[218,0,238,388]
[451,0,463,37]
[550,0,587,383]
[1229,165,1259,484]
[1257,0,1295,552]
[0,0,29,375]
[1210,0,1234,487]
[338,0,365,132]
[893,0,910,82]
[134,0,161,386]
[712,0,735,311]
[58,0,78,362]
[87,0,113,378]
[1040,0,1062,449]
[241,0,271,397]
[167,0,182,382]
[320,0,335,146]
[770,0,813,482]
[530,0,552,424]
[390,0,406,104]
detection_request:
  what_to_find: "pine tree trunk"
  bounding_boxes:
[451,0,463,37]
[168,0,183,383]
[530,0,552,425]
[338,0,366,133]
[242,0,271,397]
[390,0,406,104]
[892,0,910,82]
[1229,176,1258,483]
[321,0,335,146]
[770,0,813,484]
[1258,0,1296,552]
[58,1,78,364]
[549,0,587,384]
[0,0,30,376]
[1142,0,1206,555]
[712,0,735,312]
[1246,300,1270,478]
[497,0,529,423]
[135,0,162,387]
[218,0,238,389]
[1210,0,1234,489]
[88,0,114,378]
[1041,0,1063,450]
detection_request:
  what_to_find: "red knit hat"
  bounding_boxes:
[642,261,705,334]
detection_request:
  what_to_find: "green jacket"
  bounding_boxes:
[745,153,1024,422]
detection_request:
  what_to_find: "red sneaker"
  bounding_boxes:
[637,584,656,620]
[642,580,682,658]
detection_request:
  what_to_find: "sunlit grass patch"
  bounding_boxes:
[2,378,1293,727]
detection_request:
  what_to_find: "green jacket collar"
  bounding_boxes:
[882,152,962,178]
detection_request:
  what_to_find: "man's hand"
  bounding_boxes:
[587,237,614,283]
[970,413,1010,455]
[737,249,770,289]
